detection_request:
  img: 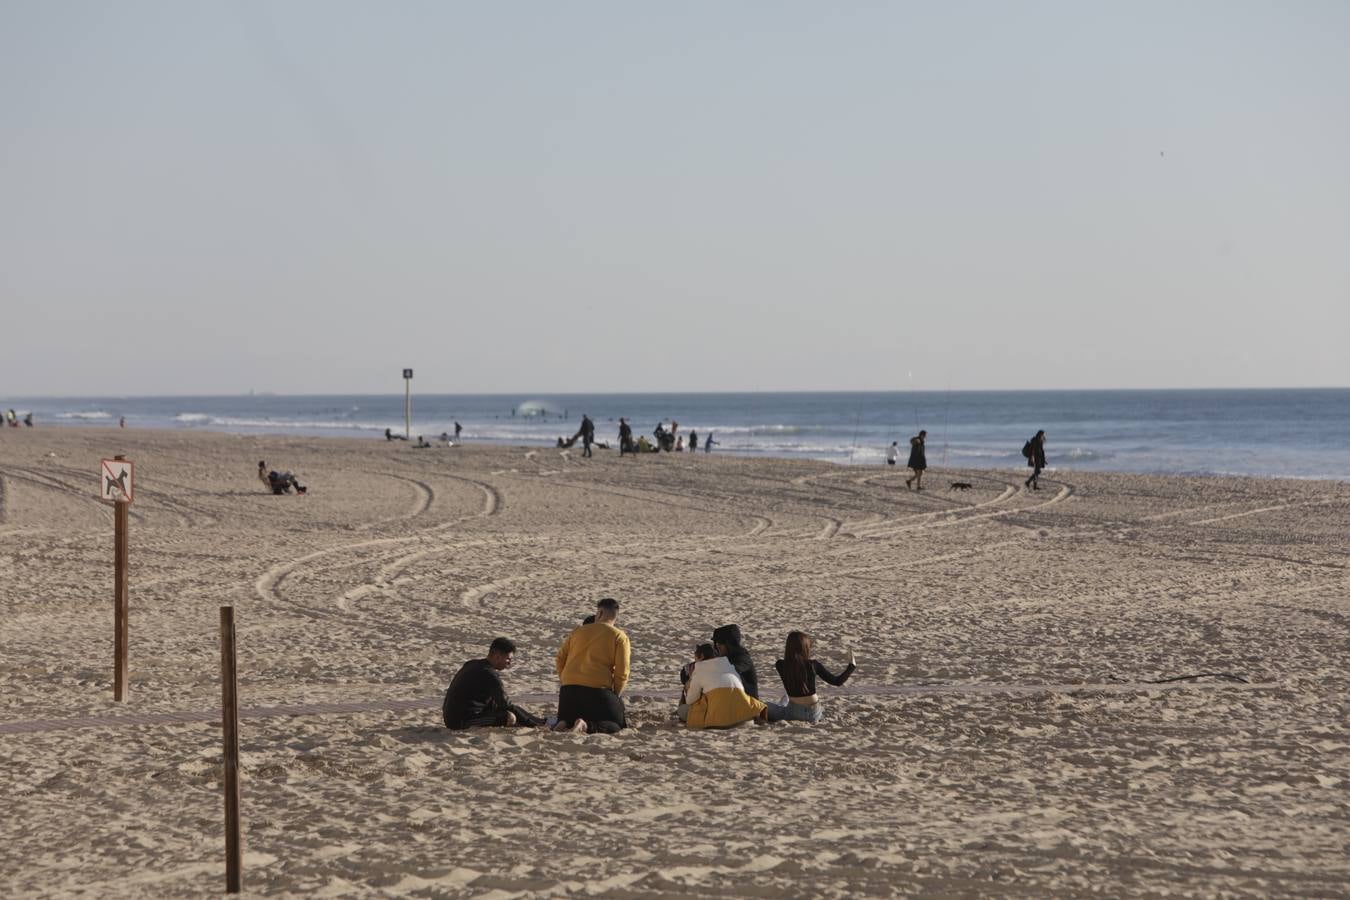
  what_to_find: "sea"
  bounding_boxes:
[7,389,1348,480]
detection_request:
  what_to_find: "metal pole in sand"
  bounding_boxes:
[220,606,242,893]
[403,367,414,440]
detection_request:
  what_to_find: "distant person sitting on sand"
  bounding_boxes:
[554,598,630,734]
[442,637,544,729]
[23,412,33,427]
[415,436,431,448]
[713,624,759,698]
[765,631,856,724]
[258,461,307,495]
[384,427,406,441]
[887,441,899,466]
[675,435,685,452]
[905,430,927,490]
[5,409,16,427]
[679,643,767,729]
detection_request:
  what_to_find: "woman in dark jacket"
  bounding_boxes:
[905,430,928,490]
[712,624,759,699]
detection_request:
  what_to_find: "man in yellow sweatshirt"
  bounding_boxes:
[555,597,630,734]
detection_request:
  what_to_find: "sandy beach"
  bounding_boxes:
[1,428,1347,898]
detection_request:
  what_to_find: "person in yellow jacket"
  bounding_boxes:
[680,646,767,730]
[555,597,630,734]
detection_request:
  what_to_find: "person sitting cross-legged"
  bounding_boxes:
[679,643,767,729]
[442,637,545,729]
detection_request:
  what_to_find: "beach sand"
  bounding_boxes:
[1,429,1347,897]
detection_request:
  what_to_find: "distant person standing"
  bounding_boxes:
[555,598,630,734]
[454,421,462,441]
[1024,430,1047,490]
[704,433,717,453]
[905,430,927,490]
[580,414,595,457]
[119,416,126,428]
[886,441,899,466]
[689,430,698,454]
[618,418,633,455]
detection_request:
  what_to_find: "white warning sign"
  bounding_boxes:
[100,458,134,503]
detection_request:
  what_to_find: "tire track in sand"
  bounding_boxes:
[254,473,501,612]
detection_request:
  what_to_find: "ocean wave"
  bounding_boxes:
[56,410,112,420]
[174,413,213,423]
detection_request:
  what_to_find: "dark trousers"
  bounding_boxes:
[1027,465,1042,487]
[449,704,543,729]
[557,684,625,734]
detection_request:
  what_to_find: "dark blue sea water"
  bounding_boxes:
[9,390,1349,479]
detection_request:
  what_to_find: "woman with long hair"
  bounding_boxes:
[766,631,856,723]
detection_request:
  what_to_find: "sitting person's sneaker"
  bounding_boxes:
[297,486,307,494]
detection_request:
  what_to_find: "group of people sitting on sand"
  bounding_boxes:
[442,598,856,734]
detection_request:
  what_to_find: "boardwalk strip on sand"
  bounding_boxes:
[0,680,1272,736]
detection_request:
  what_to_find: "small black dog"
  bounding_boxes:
[949,481,973,491]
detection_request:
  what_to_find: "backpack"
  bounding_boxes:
[1022,439,1034,460]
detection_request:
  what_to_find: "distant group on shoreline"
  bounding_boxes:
[442,598,856,734]
[4,409,33,428]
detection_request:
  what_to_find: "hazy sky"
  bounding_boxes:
[2,1,1347,395]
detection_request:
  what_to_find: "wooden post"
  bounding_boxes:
[220,606,242,893]
[113,457,130,702]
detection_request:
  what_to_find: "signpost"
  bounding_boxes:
[403,368,413,440]
[99,456,133,701]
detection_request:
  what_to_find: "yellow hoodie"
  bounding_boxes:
[556,622,630,693]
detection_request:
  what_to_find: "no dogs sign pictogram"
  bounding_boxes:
[100,458,134,503]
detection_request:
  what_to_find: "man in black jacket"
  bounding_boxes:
[442,638,544,728]
[712,624,759,699]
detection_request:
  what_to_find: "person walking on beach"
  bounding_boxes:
[1024,430,1047,490]
[765,631,856,724]
[554,598,630,734]
[580,414,595,457]
[905,430,927,489]
[886,441,899,466]
[258,460,307,495]
[442,637,544,729]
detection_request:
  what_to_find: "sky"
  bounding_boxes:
[2,1,1347,395]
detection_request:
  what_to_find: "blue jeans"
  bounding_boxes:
[766,701,823,723]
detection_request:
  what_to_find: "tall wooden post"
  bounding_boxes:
[113,458,130,702]
[220,606,242,893]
